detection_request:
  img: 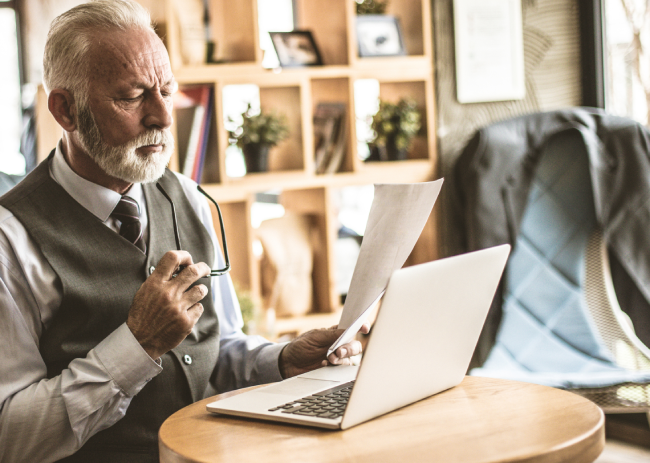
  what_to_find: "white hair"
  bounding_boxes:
[43,0,155,101]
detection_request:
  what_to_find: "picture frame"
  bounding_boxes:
[269,30,323,67]
[356,15,406,57]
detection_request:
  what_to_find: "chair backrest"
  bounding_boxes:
[579,229,650,413]
[479,129,623,376]
[585,229,650,371]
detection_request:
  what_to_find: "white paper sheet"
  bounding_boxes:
[337,179,443,330]
[327,290,384,357]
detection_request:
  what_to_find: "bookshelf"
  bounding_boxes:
[37,0,438,339]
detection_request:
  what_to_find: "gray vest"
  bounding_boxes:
[0,154,219,462]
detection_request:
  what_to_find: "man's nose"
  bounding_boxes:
[143,92,173,130]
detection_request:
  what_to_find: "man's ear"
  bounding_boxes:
[48,89,78,132]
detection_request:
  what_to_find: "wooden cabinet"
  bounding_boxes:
[165,0,438,335]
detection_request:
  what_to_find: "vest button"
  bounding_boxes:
[149,266,155,275]
[183,354,192,365]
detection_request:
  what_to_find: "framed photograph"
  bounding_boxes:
[269,30,323,67]
[356,15,406,57]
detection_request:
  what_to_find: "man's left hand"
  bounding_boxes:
[279,323,371,378]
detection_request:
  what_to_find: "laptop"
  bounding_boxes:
[207,244,510,430]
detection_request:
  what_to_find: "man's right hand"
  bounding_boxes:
[126,251,210,360]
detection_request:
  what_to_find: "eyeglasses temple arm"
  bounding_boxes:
[156,183,182,251]
[197,185,231,274]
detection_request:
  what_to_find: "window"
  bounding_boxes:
[0,0,24,175]
[603,0,650,125]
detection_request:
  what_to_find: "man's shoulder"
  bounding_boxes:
[0,160,51,209]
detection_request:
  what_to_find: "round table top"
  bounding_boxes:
[158,376,604,463]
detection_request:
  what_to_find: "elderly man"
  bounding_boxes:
[0,1,365,462]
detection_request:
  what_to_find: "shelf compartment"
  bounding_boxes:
[311,77,355,174]
[376,80,432,162]
[349,0,432,64]
[218,83,308,181]
[281,187,339,313]
[386,0,430,57]
[208,0,260,64]
[295,0,349,66]
[260,85,306,172]
[166,0,260,70]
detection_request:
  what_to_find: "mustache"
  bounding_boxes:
[130,129,173,150]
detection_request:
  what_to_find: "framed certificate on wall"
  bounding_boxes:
[453,0,526,104]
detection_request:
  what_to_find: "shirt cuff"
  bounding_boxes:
[256,342,287,384]
[94,323,163,397]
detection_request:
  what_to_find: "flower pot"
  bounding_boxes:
[242,143,271,173]
[364,144,381,162]
[384,136,407,161]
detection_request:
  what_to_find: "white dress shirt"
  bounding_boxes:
[0,144,284,463]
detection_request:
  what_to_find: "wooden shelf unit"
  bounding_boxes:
[163,0,438,332]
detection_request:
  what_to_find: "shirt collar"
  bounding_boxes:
[51,141,144,222]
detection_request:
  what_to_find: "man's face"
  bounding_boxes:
[77,28,176,184]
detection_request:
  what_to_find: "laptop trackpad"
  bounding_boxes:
[259,377,340,396]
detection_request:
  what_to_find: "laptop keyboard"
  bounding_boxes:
[268,381,355,420]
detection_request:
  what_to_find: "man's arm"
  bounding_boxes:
[0,209,163,463]
[0,209,208,462]
[0,251,209,463]
[0,268,161,463]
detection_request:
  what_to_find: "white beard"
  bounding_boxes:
[76,102,174,184]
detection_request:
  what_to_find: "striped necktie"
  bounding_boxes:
[111,195,146,253]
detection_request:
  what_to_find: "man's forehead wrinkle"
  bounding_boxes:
[89,28,164,63]
[87,31,172,92]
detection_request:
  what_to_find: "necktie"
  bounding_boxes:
[111,195,146,253]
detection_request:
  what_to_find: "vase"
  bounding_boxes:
[384,137,407,161]
[242,143,271,173]
[364,144,381,162]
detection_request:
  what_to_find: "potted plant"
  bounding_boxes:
[368,98,421,161]
[355,0,389,15]
[229,103,289,173]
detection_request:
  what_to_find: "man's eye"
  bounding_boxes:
[122,95,143,102]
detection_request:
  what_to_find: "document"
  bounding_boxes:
[337,179,443,330]
[328,290,384,357]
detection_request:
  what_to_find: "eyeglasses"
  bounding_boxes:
[156,182,231,277]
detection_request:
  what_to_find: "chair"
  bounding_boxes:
[451,109,650,425]
[576,228,650,419]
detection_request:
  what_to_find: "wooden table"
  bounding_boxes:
[159,376,604,463]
